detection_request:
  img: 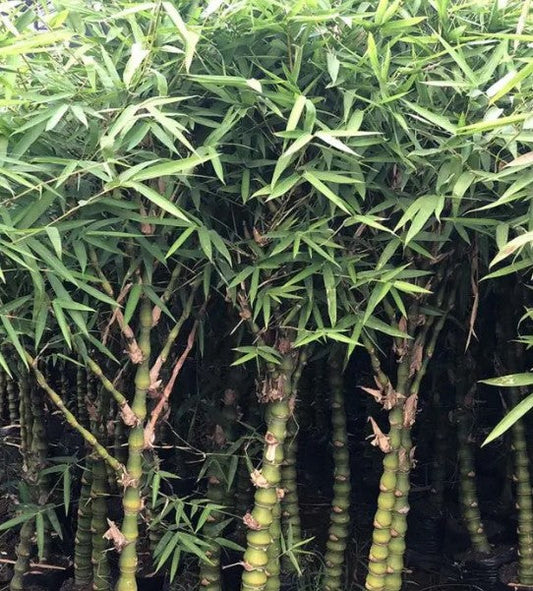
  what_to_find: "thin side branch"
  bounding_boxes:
[27,353,125,475]
[144,319,199,448]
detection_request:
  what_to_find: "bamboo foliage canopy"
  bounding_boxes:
[0,0,533,590]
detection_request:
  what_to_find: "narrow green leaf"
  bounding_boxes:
[303,171,351,214]
[123,182,190,222]
[481,373,533,388]
[483,392,533,445]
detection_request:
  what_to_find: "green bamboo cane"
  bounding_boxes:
[242,351,296,591]
[385,294,453,591]
[200,469,226,591]
[115,297,152,591]
[18,374,32,463]
[280,348,308,566]
[323,351,351,591]
[91,459,112,591]
[456,391,490,555]
[77,364,89,430]
[30,380,51,561]
[26,353,125,475]
[74,461,94,590]
[363,333,404,591]
[502,333,533,585]
[199,385,240,591]
[10,519,35,591]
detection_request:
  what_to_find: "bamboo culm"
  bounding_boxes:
[7,376,19,424]
[91,459,111,591]
[323,353,351,591]
[30,380,51,561]
[456,397,490,555]
[509,386,533,585]
[200,387,240,590]
[10,520,35,591]
[11,374,35,591]
[280,349,307,566]
[115,298,152,591]
[241,349,296,591]
[74,462,94,590]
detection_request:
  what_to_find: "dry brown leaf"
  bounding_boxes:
[466,244,479,351]
[224,388,237,406]
[383,385,404,411]
[264,431,279,462]
[277,338,292,355]
[143,424,155,449]
[243,512,261,530]
[409,341,424,377]
[360,385,383,404]
[403,394,418,428]
[253,226,269,246]
[119,471,139,489]
[103,519,128,552]
[250,469,269,488]
[367,417,391,453]
[120,403,140,427]
[213,424,226,448]
[409,446,417,468]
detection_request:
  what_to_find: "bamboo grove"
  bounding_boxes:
[0,1,533,591]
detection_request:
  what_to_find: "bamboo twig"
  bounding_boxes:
[0,558,70,571]
[26,353,125,475]
[144,319,199,448]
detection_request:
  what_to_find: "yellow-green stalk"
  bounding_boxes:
[323,352,351,591]
[115,297,152,591]
[28,355,124,474]
[241,346,296,591]
[363,331,406,591]
[385,296,452,591]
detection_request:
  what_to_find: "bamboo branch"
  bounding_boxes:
[26,353,125,475]
[149,285,198,388]
[151,264,182,327]
[89,248,143,361]
[84,355,140,427]
[144,319,199,448]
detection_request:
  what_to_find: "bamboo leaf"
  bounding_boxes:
[302,171,351,215]
[123,42,150,88]
[323,265,337,326]
[483,392,533,445]
[286,95,307,132]
[122,182,190,222]
[481,373,533,388]
[402,100,457,134]
[490,231,533,266]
